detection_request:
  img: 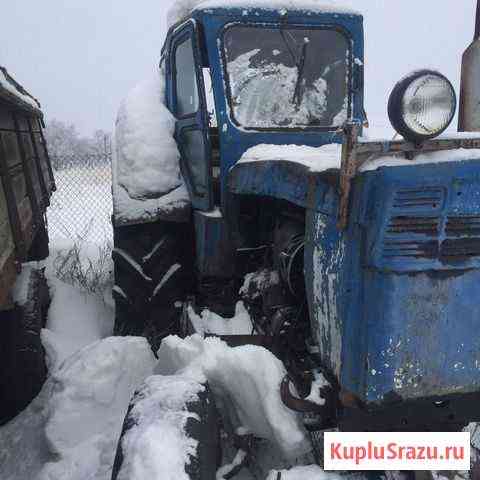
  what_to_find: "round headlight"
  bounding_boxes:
[388,70,456,142]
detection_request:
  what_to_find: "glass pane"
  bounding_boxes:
[181,129,207,196]
[175,37,199,117]
[224,26,349,129]
[203,67,217,128]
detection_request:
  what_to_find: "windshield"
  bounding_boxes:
[223,25,350,129]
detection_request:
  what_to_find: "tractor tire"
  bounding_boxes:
[111,376,219,480]
[112,220,194,350]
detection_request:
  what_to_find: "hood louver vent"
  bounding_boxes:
[392,187,444,212]
[445,216,480,237]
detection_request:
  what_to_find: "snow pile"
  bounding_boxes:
[156,334,310,459]
[239,143,342,172]
[38,337,156,480]
[167,0,359,26]
[188,301,253,335]
[267,465,342,480]
[117,375,204,480]
[42,277,113,368]
[113,69,190,225]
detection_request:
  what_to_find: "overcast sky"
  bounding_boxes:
[0,1,476,136]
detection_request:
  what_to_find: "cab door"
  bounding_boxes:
[168,20,212,211]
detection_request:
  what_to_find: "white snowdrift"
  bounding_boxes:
[188,301,253,335]
[117,375,204,480]
[156,334,310,459]
[167,0,359,27]
[38,337,156,480]
[267,465,342,480]
[112,69,190,225]
[42,277,113,368]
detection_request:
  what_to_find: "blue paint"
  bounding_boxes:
[193,5,364,206]
[306,160,480,405]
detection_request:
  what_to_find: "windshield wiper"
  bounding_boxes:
[292,38,309,107]
[279,17,309,107]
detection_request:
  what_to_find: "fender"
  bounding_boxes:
[228,159,312,208]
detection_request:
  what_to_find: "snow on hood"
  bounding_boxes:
[167,0,360,27]
[156,334,310,459]
[239,143,342,172]
[240,143,480,174]
[115,68,182,200]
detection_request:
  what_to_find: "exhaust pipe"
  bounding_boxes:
[459,0,480,131]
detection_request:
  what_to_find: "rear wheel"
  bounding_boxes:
[112,220,194,350]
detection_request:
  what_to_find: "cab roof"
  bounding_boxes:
[167,0,361,28]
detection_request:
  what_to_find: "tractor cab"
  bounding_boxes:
[162,2,364,211]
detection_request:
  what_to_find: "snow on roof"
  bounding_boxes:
[168,0,360,27]
[112,68,191,225]
[0,66,41,111]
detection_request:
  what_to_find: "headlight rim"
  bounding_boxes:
[387,69,457,143]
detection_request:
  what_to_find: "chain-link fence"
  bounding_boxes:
[47,154,113,245]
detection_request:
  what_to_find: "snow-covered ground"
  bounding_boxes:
[0,241,327,480]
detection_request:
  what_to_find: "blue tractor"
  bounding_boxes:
[111,1,480,476]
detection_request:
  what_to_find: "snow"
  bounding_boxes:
[156,334,310,459]
[42,278,113,368]
[239,143,342,172]
[0,243,156,480]
[39,338,156,480]
[267,465,342,480]
[112,68,191,225]
[152,263,181,297]
[360,148,480,172]
[216,449,247,479]
[226,48,329,128]
[304,371,330,407]
[0,67,40,110]
[240,142,480,174]
[188,301,253,335]
[168,0,360,27]
[116,375,203,480]
[12,263,36,306]
[240,268,280,299]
